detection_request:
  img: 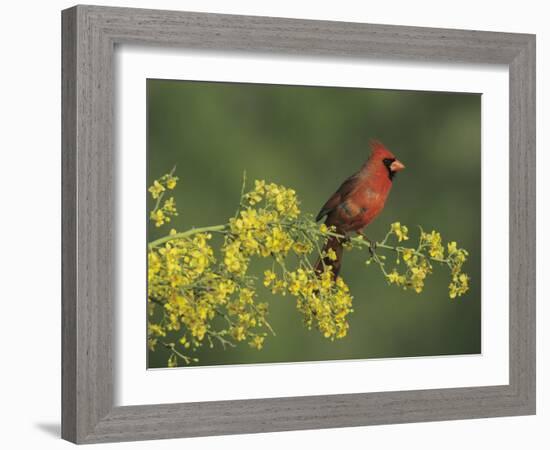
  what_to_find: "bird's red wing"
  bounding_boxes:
[315,173,360,221]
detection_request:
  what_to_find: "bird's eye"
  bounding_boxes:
[383,158,395,167]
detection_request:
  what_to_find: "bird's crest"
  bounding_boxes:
[369,139,396,160]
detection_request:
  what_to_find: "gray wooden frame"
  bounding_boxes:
[62,4,536,444]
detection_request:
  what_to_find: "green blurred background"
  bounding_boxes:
[147,79,481,368]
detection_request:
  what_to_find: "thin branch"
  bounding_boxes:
[148,224,227,248]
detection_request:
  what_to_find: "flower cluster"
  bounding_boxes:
[391,222,409,242]
[265,266,353,339]
[148,172,178,199]
[149,171,179,227]
[244,180,300,219]
[221,181,302,280]
[148,229,272,364]
[147,170,472,367]
[223,179,353,339]
[370,223,470,298]
[446,241,470,298]
[147,175,277,367]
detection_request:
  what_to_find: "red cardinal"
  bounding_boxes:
[315,140,405,276]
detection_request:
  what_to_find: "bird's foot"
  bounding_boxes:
[358,232,376,256]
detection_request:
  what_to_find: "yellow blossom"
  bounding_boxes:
[293,241,312,255]
[447,241,457,255]
[263,270,276,287]
[163,197,177,214]
[402,248,414,262]
[148,180,165,199]
[386,270,405,286]
[391,222,409,242]
[232,326,246,341]
[166,175,178,189]
[449,272,470,299]
[249,335,265,350]
[148,323,166,337]
[422,230,444,259]
[326,248,338,261]
[150,209,166,227]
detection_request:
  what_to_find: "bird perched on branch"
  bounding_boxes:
[315,140,405,277]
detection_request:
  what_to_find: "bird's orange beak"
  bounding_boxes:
[390,159,405,172]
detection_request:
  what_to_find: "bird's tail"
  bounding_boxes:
[315,235,344,278]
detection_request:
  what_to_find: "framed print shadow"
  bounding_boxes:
[62,4,536,444]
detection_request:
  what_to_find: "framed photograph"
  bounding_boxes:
[62,5,536,444]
